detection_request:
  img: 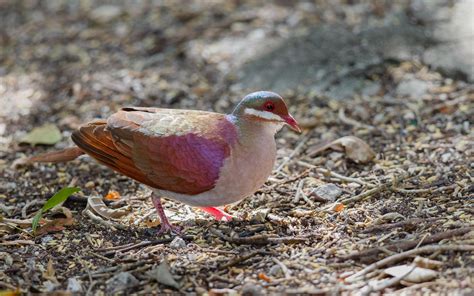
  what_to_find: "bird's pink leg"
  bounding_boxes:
[152,195,182,235]
[199,207,233,221]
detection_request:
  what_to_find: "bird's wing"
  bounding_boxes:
[71,107,237,195]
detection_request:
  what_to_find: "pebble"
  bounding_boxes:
[310,184,342,202]
[67,277,83,293]
[241,282,262,296]
[90,5,122,23]
[106,272,139,293]
[85,181,95,189]
[441,152,452,163]
[169,236,186,249]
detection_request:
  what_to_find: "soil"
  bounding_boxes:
[1,1,472,295]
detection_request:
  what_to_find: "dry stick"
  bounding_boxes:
[345,244,474,283]
[100,236,194,257]
[339,183,388,205]
[369,265,417,293]
[297,161,374,188]
[362,217,440,233]
[338,108,376,130]
[209,228,307,245]
[392,184,457,194]
[272,258,292,279]
[83,209,128,230]
[343,227,473,260]
[219,250,273,270]
[274,131,311,173]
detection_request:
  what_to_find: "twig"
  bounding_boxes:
[275,131,311,173]
[219,250,273,270]
[0,281,18,290]
[368,265,417,293]
[0,240,35,246]
[362,217,440,233]
[208,274,240,285]
[99,236,194,257]
[209,228,307,245]
[339,184,388,205]
[392,184,457,194]
[343,227,473,260]
[338,108,376,130]
[0,204,15,216]
[272,258,292,279]
[133,208,156,225]
[297,161,375,187]
[345,244,474,283]
[83,209,127,230]
[21,200,44,218]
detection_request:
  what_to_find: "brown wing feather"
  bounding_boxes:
[71,120,157,188]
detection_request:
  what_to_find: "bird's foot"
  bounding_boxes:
[152,194,182,236]
[156,221,182,236]
[199,207,234,222]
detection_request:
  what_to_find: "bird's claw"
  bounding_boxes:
[156,222,182,236]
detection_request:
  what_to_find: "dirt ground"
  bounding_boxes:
[1,1,473,295]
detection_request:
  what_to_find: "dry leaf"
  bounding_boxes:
[43,258,57,282]
[147,260,181,289]
[384,265,438,283]
[0,289,21,296]
[308,136,375,164]
[413,256,443,270]
[20,124,62,146]
[104,191,121,201]
[35,207,74,236]
[333,203,345,212]
[330,136,375,164]
[87,196,130,219]
[258,273,271,283]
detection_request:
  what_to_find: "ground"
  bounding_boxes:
[0,0,473,295]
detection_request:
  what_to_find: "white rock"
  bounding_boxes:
[90,5,122,23]
[310,184,342,202]
[67,277,83,293]
[169,236,186,249]
[384,265,438,283]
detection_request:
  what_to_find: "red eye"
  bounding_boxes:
[264,102,275,111]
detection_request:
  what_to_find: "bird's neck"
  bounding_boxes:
[226,114,283,146]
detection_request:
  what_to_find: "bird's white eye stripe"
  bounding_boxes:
[244,108,282,121]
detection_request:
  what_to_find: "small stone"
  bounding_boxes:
[90,5,122,23]
[106,272,139,294]
[169,236,186,249]
[269,264,283,277]
[441,153,452,163]
[44,280,59,292]
[85,181,95,189]
[0,182,17,191]
[241,282,262,296]
[310,184,342,202]
[396,78,431,98]
[249,208,270,223]
[41,235,54,244]
[67,277,83,293]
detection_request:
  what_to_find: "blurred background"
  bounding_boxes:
[0,0,473,294]
[1,0,472,129]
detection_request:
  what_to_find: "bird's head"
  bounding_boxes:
[232,91,301,133]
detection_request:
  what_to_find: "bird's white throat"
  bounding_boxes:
[244,108,282,121]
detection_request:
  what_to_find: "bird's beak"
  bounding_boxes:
[282,114,301,133]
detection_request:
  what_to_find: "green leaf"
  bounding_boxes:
[31,187,81,233]
[31,211,42,233]
[20,124,62,146]
[41,187,81,212]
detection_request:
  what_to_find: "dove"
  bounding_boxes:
[25,91,301,234]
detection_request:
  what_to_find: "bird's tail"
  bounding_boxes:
[14,147,85,167]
